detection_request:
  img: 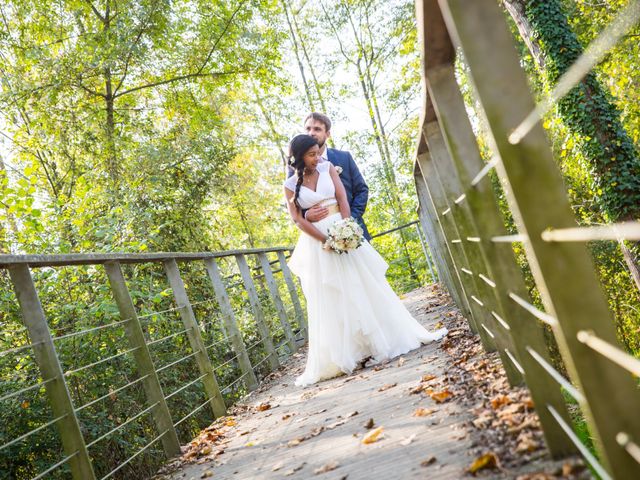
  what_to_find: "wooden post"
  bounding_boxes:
[425,119,522,385]
[414,163,470,317]
[8,265,96,480]
[256,253,297,353]
[235,254,280,371]
[203,258,259,391]
[418,148,496,351]
[423,61,576,456]
[163,259,226,418]
[277,251,307,339]
[438,0,640,475]
[104,261,182,457]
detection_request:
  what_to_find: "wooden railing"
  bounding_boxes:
[0,248,306,479]
[414,1,640,479]
[0,222,434,479]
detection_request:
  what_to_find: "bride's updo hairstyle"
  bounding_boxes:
[288,134,319,208]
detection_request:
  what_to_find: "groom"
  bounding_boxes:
[299,112,371,240]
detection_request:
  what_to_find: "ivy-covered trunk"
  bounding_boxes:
[502,0,640,294]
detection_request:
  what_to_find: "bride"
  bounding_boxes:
[284,134,447,386]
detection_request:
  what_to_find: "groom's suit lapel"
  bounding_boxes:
[327,148,345,169]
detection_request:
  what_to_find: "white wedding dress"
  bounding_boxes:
[285,161,447,386]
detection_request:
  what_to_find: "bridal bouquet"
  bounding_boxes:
[324,217,364,253]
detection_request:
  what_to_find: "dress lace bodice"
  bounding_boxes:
[284,161,337,210]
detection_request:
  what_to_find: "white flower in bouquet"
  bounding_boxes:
[324,218,364,254]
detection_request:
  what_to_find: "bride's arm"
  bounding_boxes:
[284,187,329,243]
[328,164,351,219]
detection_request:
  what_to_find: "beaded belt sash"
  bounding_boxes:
[325,204,340,215]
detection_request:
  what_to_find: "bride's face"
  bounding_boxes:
[302,144,320,170]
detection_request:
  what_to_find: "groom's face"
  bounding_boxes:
[304,119,330,148]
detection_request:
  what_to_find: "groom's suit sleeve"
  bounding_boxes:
[347,152,368,218]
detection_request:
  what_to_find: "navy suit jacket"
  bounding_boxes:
[288,147,371,240]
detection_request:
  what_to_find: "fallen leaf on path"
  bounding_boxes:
[364,418,375,429]
[284,463,306,476]
[314,461,339,474]
[255,402,271,411]
[378,383,397,392]
[397,357,406,367]
[421,374,437,382]
[200,471,213,478]
[346,411,359,417]
[412,407,436,417]
[362,426,384,444]
[420,456,436,467]
[225,419,236,427]
[429,390,453,403]
[490,394,510,410]
[272,461,283,471]
[468,452,498,474]
[434,321,444,329]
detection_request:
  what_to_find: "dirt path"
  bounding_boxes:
[157,285,587,480]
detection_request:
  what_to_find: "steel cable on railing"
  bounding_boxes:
[0,377,54,403]
[85,401,161,449]
[75,374,151,413]
[155,350,201,374]
[0,414,68,452]
[30,451,79,480]
[99,429,170,480]
[547,405,612,480]
[165,373,208,401]
[52,318,131,342]
[64,346,141,376]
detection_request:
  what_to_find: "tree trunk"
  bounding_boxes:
[502,0,640,294]
[282,0,316,111]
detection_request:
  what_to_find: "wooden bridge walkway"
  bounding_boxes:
[158,286,584,480]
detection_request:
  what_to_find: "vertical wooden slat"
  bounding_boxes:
[423,61,576,456]
[438,0,640,476]
[163,259,226,418]
[424,119,522,385]
[277,250,307,339]
[235,254,280,371]
[414,166,464,304]
[414,222,437,282]
[104,261,181,457]
[256,252,297,353]
[8,265,96,480]
[203,258,259,391]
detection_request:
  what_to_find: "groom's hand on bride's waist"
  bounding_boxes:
[305,204,329,222]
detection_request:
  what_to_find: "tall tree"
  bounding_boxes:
[502,0,640,293]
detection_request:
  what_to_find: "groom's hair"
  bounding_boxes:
[304,112,331,132]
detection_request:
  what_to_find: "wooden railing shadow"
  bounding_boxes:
[414,1,640,479]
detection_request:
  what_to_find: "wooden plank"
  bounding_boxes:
[235,254,280,371]
[8,265,96,480]
[104,261,182,457]
[424,62,576,456]
[276,251,307,339]
[414,221,437,282]
[257,252,297,353]
[425,121,518,380]
[163,259,226,418]
[203,258,259,391]
[438,0,640,476]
